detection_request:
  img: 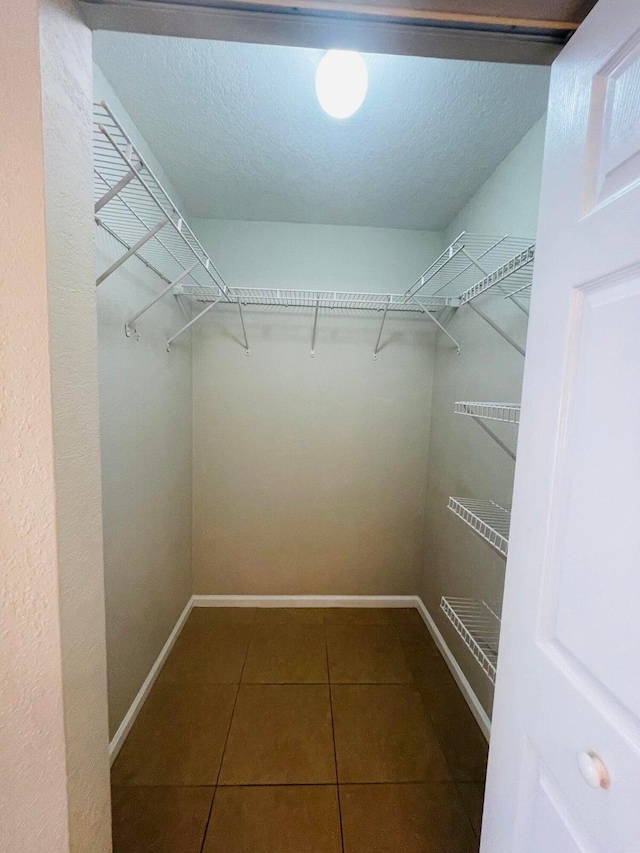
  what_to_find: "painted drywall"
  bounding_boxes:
[1,1,111,850]
[191,220,444,594]
[421,116,546,716]
[94,66,194,739]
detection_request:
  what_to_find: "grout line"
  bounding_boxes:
[324,621,346,853]
[198,787,218,853]
[198,637,252,853]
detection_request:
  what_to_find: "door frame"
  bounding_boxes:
[78,0,572,65]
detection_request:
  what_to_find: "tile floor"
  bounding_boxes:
[111,607,488,852]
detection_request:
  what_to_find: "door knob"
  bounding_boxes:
[577,751,610,790]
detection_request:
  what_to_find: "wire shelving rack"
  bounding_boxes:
[440,597,501,683]
[455,402,521,424]
[93,102,230,301]
[404,234,534,301]
[448,497,511,558]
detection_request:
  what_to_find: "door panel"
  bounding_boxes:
[482,2,640,851]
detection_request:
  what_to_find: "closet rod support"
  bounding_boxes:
[467,301,525,356]
[411,297,461,354]
[373,296,391,359]
[95,167,138,213]
[472,417,517,461]
[310,295,320,357]
[96,216,169,286]
[166,293,225,351]
[237,298,250,356]
[125,261,200,338]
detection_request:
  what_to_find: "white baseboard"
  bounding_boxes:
[108,596,193,765]
[192,594,417,608]
[414,596,491,742]
[109,592,489,764]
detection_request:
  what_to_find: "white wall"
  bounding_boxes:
[94,65,193,739]
[191,220,443,595]
[1,1,111,850]
[421,116,546,716]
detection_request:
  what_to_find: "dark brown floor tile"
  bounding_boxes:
[340,783,478,853]
[387,608,425,629]
[111,786,213,853]
[158,621,249,684]
[401,639,457,700]
[242,624,328,683]
[323,607,392,625]
[203,786,342,853]
[426,687,489,782]
[111,681,237,786]
[188,606,258,626]
[326,624,413,684]
[253,607,325,627]
[219,684,336,784]
[332,684,450,783]
[456,782,485,837]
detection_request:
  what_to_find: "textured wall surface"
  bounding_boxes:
[0,1,111,850]
[421,116,546,716]
[94,68,194,740]
[191,220,442,595]
[91,32,549,230]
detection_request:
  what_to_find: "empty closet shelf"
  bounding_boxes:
[448,497,510,557]
[440,597,501,683]
[458,244,535,304]
[455,402,520,424]
[405,233,534,301]
[93,101,229,297]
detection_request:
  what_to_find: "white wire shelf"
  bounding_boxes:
[459,244,535,304]
[405,233,534,301]
[448,497,511,557]
[440,597,501,683]
[455,402,521,424]
[93,101,230,298]
[177,285,458,313]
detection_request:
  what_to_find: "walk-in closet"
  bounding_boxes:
[93,31,548,853]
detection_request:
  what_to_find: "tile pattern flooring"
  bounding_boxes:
[111,607,488,852]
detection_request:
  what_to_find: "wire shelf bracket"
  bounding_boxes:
[455,402,520,461]
[440,597,501,683]
[448,497,511,558]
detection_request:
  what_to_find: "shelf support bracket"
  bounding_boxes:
[237,298,250,356]
[461,246,529,318]
[310,295,320,357]
[95,168,137,213]
[467,301,525,356]
[166,294,225,350]
[96,216,169,286]
[125,261,200,338]
[411,297,461,354]
[472,417,516,461]
[373,296,391,360]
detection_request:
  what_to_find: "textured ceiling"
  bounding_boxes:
[93,33,549,230]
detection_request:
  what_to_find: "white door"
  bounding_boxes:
[482,2,640,851]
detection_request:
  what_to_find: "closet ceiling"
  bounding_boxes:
[93,34,549,230]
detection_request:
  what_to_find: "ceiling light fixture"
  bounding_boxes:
[315,50,368,119]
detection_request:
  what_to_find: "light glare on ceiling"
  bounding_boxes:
[315,50,368,119]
